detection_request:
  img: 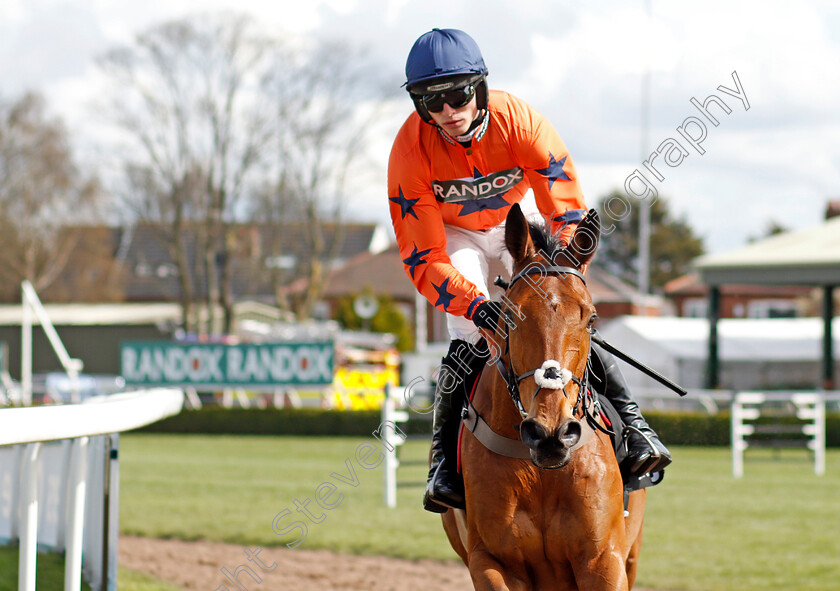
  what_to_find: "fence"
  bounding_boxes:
[0,388,184,591]
[731,391,830,478]
[381,384,410,508]
[380,385,840,503]
[380,382,436,508]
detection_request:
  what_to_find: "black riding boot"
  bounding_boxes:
[423,339,487,513]
[591,341,672,477]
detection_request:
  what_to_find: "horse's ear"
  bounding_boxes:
[561,209,600,269]
[505,203,535,264]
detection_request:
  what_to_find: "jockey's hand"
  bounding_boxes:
[472,299,502,331]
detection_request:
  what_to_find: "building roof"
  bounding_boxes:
[116,222,388,302]
[0,300,287,328]
[695,216,840,285]
[303,246,652,308]
[664,272,812,297]
[318,246,417,300]
[602,315,840,362]
[586,266,649,304]
[0,303,182,326]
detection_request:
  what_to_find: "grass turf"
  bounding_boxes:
[0,548,87,591]
[116,434,840,591]
[0,548,179,591]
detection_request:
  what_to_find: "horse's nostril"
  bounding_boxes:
[520,418,549,448]
[557,419,582,448]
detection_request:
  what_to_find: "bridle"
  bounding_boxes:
[491,264,611,437]
[459,261,615,461]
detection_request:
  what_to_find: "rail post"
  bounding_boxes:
[64,436,89,591]
[18,442,41,591]
[382,384,408,508]
[732,391,826,478]
[731,392,762,478]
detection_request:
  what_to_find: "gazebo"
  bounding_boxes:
[695,216,840,389]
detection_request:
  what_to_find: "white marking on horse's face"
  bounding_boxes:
[547,293,564,311]
[533,360,572,389]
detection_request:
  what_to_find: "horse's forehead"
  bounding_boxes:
[524,265,587,298]
[517,281,587,316]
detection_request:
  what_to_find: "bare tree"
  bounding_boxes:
[0,91,100,300]
[261,38,393,319]
[122,162,207,328]
[98,12,275,333]
[100,13,396,327]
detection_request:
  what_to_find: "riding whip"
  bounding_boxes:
[590,333,688,397]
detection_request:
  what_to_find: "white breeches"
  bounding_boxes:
[443,194,543,341]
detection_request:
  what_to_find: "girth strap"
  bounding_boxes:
[462,402,531,460]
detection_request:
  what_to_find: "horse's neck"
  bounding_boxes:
[475,363,524,440]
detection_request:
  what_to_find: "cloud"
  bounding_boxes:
[0,2,108,96]
[2,0,839,256]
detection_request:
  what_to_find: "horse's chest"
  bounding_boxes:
[469,463,621,554]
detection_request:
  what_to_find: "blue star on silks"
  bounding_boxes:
[551,208,586,228]
[536,153,571,189]
[432,277,456,310]
[456,194,510,216]
[452,166,510,216]
[389,187,419,220]
[403,244,432,279]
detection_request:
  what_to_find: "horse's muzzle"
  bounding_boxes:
[519,417,582,469]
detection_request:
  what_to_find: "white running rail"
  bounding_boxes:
[0,388,184,591]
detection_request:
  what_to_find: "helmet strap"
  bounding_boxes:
[437,110,489,147]
[454,109,488,142]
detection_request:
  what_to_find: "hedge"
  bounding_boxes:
[138,407,432,437]
[138,408,840,447]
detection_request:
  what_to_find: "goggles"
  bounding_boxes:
[421,84,476,113]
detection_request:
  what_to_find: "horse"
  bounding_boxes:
[441,203,646,590]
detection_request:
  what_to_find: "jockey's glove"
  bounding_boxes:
[472,299,502,331]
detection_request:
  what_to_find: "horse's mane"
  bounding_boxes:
[527,220,564,261]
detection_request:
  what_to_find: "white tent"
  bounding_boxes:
[598,316,840,394]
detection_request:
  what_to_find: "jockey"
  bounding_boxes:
[387,28,671,513]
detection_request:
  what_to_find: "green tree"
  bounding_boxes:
[335,290,415,352]
[594,191,704,290]
[748,219,788,243]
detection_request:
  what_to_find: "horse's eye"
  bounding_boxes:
[587,314,598,331]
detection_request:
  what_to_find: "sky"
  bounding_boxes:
[2,0,840,255]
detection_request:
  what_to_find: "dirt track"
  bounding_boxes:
[120,536,659,590]
[119,535,474,590]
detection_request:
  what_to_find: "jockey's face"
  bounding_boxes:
[429,96,479,138]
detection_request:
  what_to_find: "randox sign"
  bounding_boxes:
[120,341,334,388]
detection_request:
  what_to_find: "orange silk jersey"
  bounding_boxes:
[387,90,587,320]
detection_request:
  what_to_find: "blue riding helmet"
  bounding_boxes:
[404,28,489,123]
